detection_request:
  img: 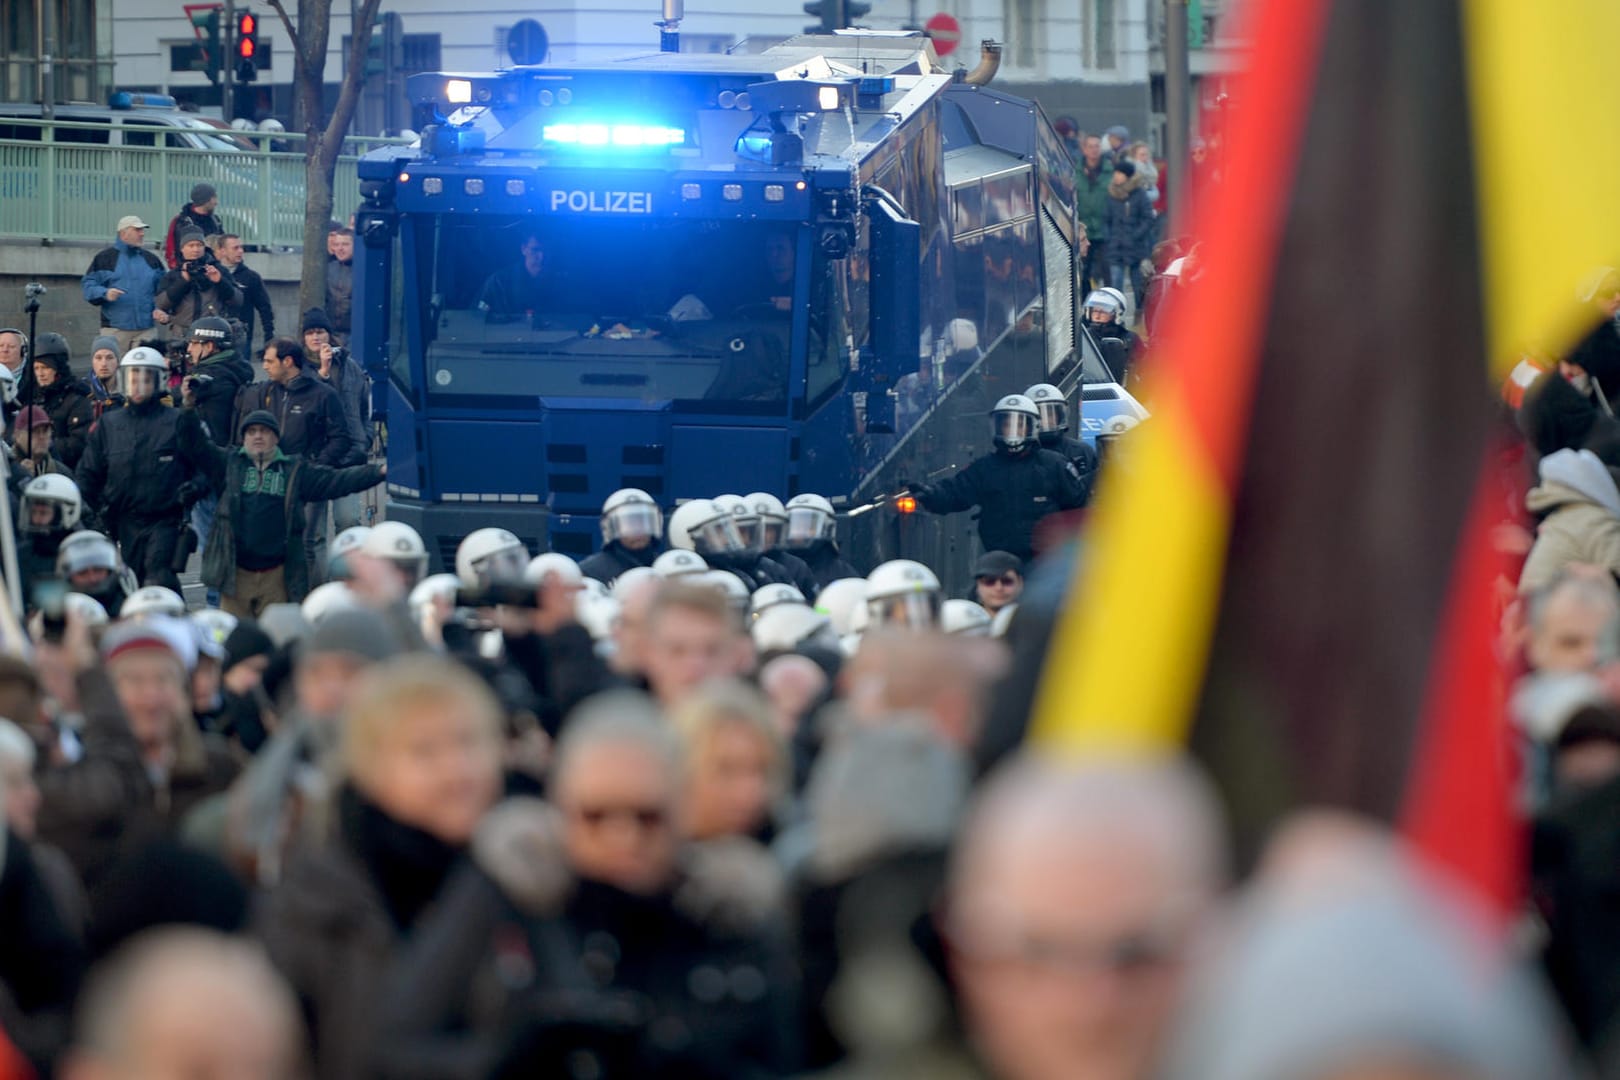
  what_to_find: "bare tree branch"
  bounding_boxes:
[264,0,298,57]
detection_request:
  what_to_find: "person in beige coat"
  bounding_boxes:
[1520,448,1620,594]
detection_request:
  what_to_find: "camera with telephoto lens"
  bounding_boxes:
[455,580,541,610]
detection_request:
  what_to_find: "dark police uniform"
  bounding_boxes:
[914,447,1086,562]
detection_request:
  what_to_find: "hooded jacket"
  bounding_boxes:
[1520,448,1620,593]
[1520,370,1620,468]
[33,353,94,468]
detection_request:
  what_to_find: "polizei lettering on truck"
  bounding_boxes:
[549,190,654,213]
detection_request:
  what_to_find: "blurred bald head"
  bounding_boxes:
[946,754,1228,1080]
[66,928,302,1080]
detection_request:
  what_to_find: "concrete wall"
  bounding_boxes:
[0,239,304,370]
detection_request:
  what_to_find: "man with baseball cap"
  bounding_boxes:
[80,216,167,354]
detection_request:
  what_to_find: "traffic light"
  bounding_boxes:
[190,8,223,84]
[235,10,258,82]
[364,12,404,78]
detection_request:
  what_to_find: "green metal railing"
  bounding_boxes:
[0,118,414,248]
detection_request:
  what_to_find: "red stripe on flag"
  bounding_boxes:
[1400,462,1522,918]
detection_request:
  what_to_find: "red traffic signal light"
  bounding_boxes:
[236,11,257,60]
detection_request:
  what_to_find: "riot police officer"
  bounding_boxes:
[1082,287,1141,382]
[17,473,82,607]
[1026,382,1097,502]
[911,394,1086,563]
[736,491,820,600]
[780,492,861,588]
[579,487,666,585]
[76,347,209,592]
[667,497,791,589]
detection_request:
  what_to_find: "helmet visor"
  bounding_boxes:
[867,591,941,630]
[604,503,661,545]
[993,412,1037,445]
[118,366,162,403]
[20,494,71,533]
[692,514,745,555]
[784,506,834,548]
[471,545,528,587]
[59,539,118,577]
[1035,399,1067,434]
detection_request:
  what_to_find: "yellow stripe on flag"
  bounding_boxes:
[1029,385,1231,756]
[1464,0,1620,377]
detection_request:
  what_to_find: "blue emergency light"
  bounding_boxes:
[541,122,687,148]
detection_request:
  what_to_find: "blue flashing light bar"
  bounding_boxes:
[542,122,687,148]
[108,91,178,110]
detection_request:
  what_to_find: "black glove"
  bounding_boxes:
[176,478,210,509]
[908,483,934,503]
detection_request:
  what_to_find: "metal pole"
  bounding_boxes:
[38,0,55,118]
[1164,0,1191,234]
[223,0,235,119]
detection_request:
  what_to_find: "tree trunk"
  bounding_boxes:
[272,0,381,315]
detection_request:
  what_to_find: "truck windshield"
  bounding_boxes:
[418,216,798,408]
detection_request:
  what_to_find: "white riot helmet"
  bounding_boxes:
[455,528,527,588]
[600,488,663,548]
[191,609,239,650]
[64,591,110,627]
[525,552,584,589]
[990,603,1018,638]
[1025,383,1068,437]
[813,577,868,636]
[578,577,609,601]
[407,573,462,626]
[782,493,837,550]
[941,599,992,636]
[328,525,372,580]
[711,494,753,549]
[990,394,1040,454]
[653,549,708,578]
[301,581,358,625]
[613,565,661,597]
[117,346,168,405]
[363,521,430,586]
[750,583,806,621]
[120,585,186,619]
[0,365,17,406]
[700,570,751,614]
[742,492,788,552]
[576,592,621,643]
[667,499,746,556]
[1083,288,1126,326]
[753,604,833,654]
[57,530,120,580]
[19,473,82,534]
[865,559,942,629]
[331,526,372,559]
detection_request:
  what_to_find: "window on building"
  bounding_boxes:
[1008,0,1041,70]
[1084,0,1117,71]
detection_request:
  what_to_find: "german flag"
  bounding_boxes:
[1029,0,1620,911]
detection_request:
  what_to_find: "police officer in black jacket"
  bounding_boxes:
[76,346,210,592]
[912,394,1087,563]
[1026,382,1098,503]
[579,487,667,585]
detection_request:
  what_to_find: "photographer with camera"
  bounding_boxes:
[192,410,384,618]
[155,228,240,344]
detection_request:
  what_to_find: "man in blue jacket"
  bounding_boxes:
[80,216,168,354]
